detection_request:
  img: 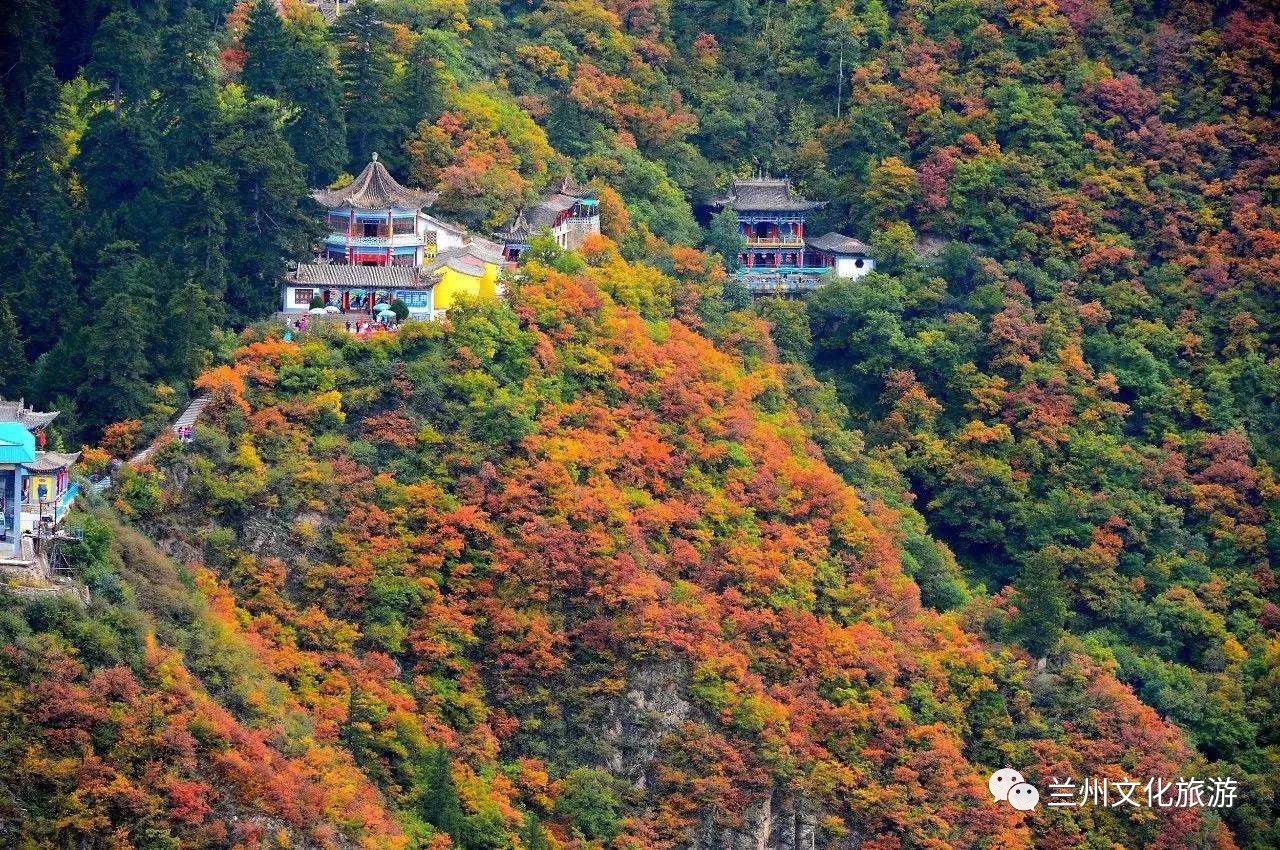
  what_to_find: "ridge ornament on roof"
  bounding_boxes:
[312,154,439,210]
[0,398,58,432]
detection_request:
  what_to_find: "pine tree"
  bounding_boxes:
[86,7,156,106]
[243,4,347,185]
[1012,549,1069,659]
[77,294,153,432]
[332,0,402,169]
[162,160,233,298]
[241,0,288,98]
[275,18,345,184]
[14,246,79,359]
[421,746,463,840]
[77,110,163,220]
[150,8,219,166]
[217,98,318,320]
[159,281,214,381]
[0,298,30,398]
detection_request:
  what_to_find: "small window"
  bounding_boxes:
[294,288,314,306]
[855,258,865,268]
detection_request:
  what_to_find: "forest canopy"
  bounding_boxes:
[0,0,1277,846]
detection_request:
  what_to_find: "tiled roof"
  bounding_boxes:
[24,450,80,473]
[312,154,438,210]
[426,247,486,277]
[0,398,58,431]
[495,208,534,241]
[464,237,505,264]
[711,178,825,212]
[497,176,597,240]
[292,263,437,289]
[807,232,871,255]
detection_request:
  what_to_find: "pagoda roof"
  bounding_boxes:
[0,398,58,431]
[292,263,438,290]
[711,177,825,213]
[807,232,871,255]
[312,154,438,211]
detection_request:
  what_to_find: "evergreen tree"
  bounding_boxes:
[85,7,156,106]
[241,0,288,98]
[280,26,348,185]
[77,294,153,431]
[421,746,463,840]
[243,2,347,185]
[0,298,30,398]
[332,0,402,168]
[77,110,163,221]
[150,9,219,166]
[162,160,233,299]
[706,207,746,272]
[217,98,318,320]
[158,281,214,381]
[14,245,78,358]
[1011,549,1069,659]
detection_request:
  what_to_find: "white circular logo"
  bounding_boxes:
[988,768,1026,802]
[1008,782,1040,811]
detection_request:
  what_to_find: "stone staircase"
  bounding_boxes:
[129,395,210,466]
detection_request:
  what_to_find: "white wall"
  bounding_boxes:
[282,286,313,312]
[421,215,467,251]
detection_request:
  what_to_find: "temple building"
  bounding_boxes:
[0,399,77,562]
[497,176,601,262]
[282,155,504,321]
[313,153,439,268]
[710,177,875,293]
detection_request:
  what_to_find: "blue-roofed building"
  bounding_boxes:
[0,399,75,562]
[0,421,37,560]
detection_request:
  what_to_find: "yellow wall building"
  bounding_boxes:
[425,239,504,316]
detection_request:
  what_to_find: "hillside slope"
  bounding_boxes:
[95,240,1232,849]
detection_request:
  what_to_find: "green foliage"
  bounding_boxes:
[1011,549,1069,658]
[554,768,620,842]
[0,297,28,397]
[421,746,463,839]
[333,0,404,169]
[705,207,746,272]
